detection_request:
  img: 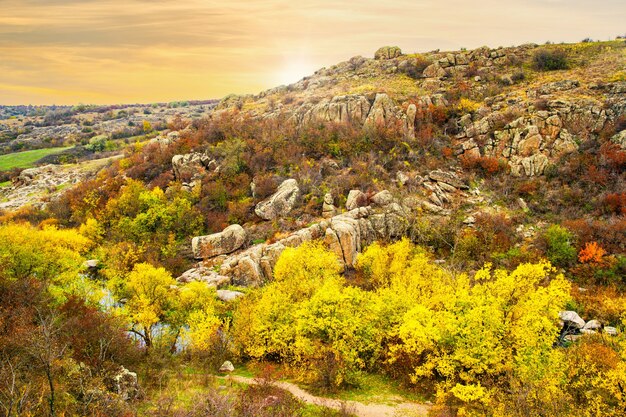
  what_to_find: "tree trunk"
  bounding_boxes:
[46,364,55,417]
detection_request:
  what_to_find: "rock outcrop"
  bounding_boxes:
[1,162,95,211]
[374,46,402,60]
[172,152,216,181]
[176,266,230,287]
[299,95,372,125]
[199,198,409,287]
[255,179,301,220]
[559,310,619,342]
[192,224,247,259]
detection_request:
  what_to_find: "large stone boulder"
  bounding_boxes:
[192,224,247,259]
[374,46,402,60]
[113,367,139,401]
[219,360,235,373]
[346,190,367,211]
[371,190,394,207]
[423,63,447,79]
[172,152,216,181]
[255,179,300,220]
[560,311,585,329]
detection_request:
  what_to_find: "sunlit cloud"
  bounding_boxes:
[0,0,624,104]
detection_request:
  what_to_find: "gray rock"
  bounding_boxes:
[611,130,626,149]
[559,311,585,329]
[423,63,447,78]
[518,198,529,212]
[322,193,336,218]
[192,224,247,259]
[84,259,99,268]
[428,170,468,189]
[113,366,139,401]
[216,290,245,302]
[255,179,300,220]
[172,152,215,181]
[219,360,235,373]
[564,334,582,343]
[371,190,393,207]
[583,319,602,331]
[604,326,618,336]
[346,189,366,211]
[177,266,231,288]
[364,93,399,128]
[396,171,410,186]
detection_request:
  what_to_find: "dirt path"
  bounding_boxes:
[228,375,431,417]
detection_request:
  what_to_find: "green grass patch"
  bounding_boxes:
[0,181,10,188]
[308,372,427,405]
[0,146,73,170]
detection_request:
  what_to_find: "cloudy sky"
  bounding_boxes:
[1,0,624,105]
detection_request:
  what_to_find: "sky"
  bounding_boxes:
[0,0,624,105]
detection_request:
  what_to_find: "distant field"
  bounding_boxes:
[0,146,73,171]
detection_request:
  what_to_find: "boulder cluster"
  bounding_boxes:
[183,188,409,288]
[559,310,618,342]
[182,169,475,290]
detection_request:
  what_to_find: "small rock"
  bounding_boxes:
[216,290,245,302]
[177,266,231,288]
[604,326,618,336]
[428,170,469,189]
[84,259,99,268]
[322,193,337,218]
[396,171,410,186]
[583,319,602,331]
[564,334,581,342]
[518,197,529,212]
[219,361,235,373]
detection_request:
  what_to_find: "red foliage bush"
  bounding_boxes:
[460,154,507,176]
[578,241,606,264]
[602,193,626,215]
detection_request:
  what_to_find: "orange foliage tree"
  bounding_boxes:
[578,241,606,264]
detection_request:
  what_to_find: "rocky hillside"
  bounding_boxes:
[2,39,626,417]
[213,42,625,178]
[3,42,624,260]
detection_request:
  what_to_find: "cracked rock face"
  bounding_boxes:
[192,224,247,259]
[255,179,301,220]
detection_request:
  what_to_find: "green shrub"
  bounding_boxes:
[532,48,569,71]
[543,224,577,268]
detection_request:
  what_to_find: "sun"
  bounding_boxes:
[274,54,316,86]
